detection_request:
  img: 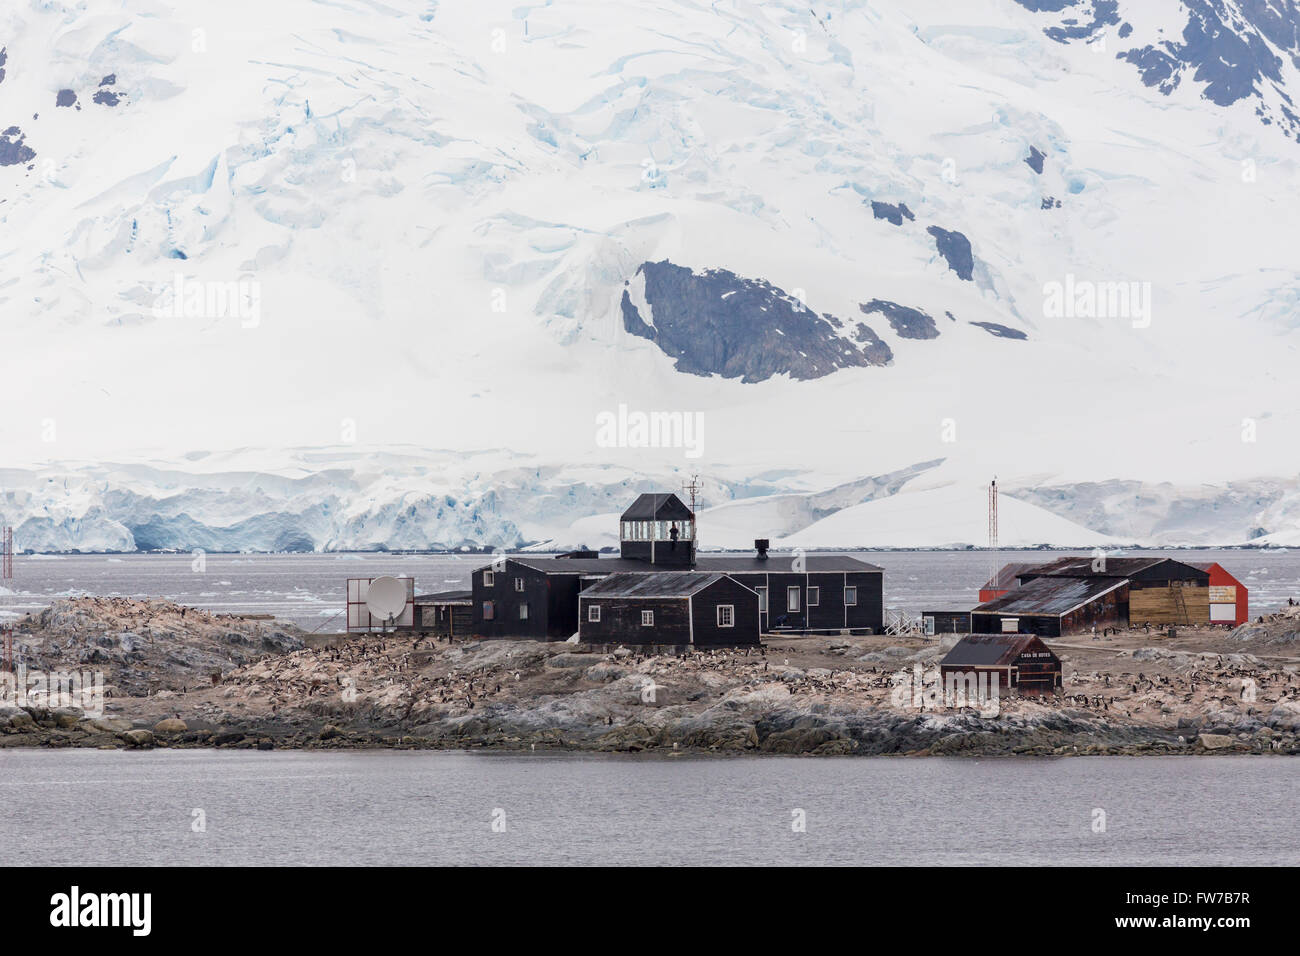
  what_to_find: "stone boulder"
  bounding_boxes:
[89,716,133,734]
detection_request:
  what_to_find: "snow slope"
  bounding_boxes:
[1,1,1298,549]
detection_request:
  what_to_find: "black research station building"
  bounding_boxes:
[578,572,761,647]
[469,493,884,645]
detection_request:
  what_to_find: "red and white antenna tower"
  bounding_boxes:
[988,478,999,585]
[2,524,12,671]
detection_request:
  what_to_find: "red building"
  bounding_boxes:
[1191,562,1249,626]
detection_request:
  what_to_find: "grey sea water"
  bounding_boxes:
[0,750,1295,866]
[2,548,1296,630]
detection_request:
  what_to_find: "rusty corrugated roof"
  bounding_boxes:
[981,562,1040,590]
[972,575,1126,616]
[941,634,1052,667]
[1021,556,1169,579]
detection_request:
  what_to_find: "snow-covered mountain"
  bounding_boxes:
[1,1,1298,550]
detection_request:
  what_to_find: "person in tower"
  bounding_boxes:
[669,522,680,550]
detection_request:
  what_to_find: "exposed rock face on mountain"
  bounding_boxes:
[861,299,940,340]
[0,126,35,166]
[869,200,915,225]
[621,260,893,382]
[1016,0,1300,141]
[970,321,1028,340]
[926,226,974,281]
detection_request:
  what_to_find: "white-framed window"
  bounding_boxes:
[588,605,601,622]
[514,577,525,592]
[844,586,857,606]
[756,587,768,613]
[483,571,495,587]
[519,603,529,620]
[787,586,800,613]
[482,601,495,621]
[641,610,654,627]
[717,605,735,627]
[807,586,819,607]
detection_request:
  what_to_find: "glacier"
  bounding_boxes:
[1,1,1298,551]
[2,449,1299,552]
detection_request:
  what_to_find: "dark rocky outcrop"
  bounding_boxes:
[621,260,892,382]
[861,299,939,340]
[970,320,1028,340]
[0,126,35,166]
[869,200,915,225]
[1025,145,1045,174]
[926,226,974,281]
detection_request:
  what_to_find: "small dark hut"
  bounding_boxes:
[940,633,1061,695]
[414,590,473,637]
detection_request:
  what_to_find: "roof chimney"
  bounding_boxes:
[754,538,769,560]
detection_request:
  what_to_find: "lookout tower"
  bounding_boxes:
[619,493,695,567]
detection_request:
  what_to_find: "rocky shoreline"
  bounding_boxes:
[3,598,1299,757]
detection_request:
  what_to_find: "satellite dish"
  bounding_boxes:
[366,576,407,621]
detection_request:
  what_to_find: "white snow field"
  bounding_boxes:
[1,1,1297,549]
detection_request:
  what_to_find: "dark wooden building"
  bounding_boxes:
[940,634,1062,695]
[922,608,972,636]
[971,575,1129,637]
[1018,556,1210,627]
[414,590,473,637]
[619,493,695,567]
[470,557,589,640]
[694,552,884,634]
[578,572,760,647]
[468,493,885,640]
[470,551,884,640]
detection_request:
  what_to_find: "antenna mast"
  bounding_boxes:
[2,521,11,671]
[682,475,701,551]
[988,478,999,585]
